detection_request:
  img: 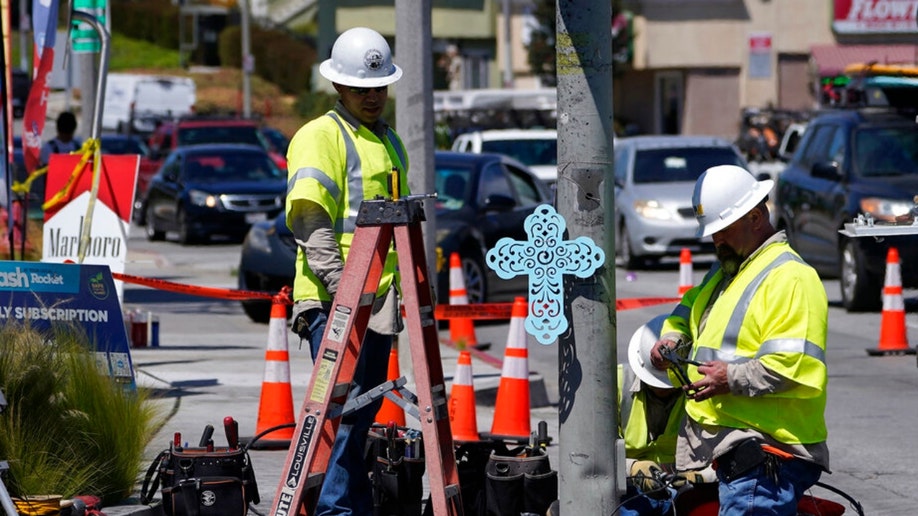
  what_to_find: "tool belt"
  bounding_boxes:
[714,439,793,483]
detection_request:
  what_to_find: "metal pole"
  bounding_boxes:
[70,10,109,263]
[555,1,618,513]
[502,0,513,88]
[395,0,436,299]
[18,0,28,72]
[240,0,252,118]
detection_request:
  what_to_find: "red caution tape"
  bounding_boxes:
[434,297,682,320]
[112,272,291,304]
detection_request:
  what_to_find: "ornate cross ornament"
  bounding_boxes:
[486,204,605,344]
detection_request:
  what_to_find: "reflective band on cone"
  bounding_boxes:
[248,299,297,449]
[678,247,693,295]
[449,252,479,348]
[869,247,915,356]
[449,350,480,441]
[489,297,531,441]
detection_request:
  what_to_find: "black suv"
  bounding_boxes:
[775,107,918,311]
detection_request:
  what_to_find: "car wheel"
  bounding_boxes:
[840,238,882,312]
[178,208,202,245]
[145,205,165,241]
[241,299,273,324]
[617,223,643,270]
[461,254,487,304]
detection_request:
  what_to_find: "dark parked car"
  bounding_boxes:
[238,151,552,322]
[143,144,285,245]
[775,107,918,311]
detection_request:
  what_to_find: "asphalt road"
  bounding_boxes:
[122,227,918,515]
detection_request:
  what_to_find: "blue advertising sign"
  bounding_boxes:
[0,261,135,388]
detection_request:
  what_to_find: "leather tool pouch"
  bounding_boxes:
[715,439,766,483]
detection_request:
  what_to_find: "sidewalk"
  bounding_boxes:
[112,258,559,514]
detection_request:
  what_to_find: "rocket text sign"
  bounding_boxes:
[0,260,135,387]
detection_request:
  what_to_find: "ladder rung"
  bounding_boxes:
[444,483,461,498]
[331,381,350,397]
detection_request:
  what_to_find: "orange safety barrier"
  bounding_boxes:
[434,297,682,320]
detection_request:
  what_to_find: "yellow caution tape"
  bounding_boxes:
[41,138,100,213]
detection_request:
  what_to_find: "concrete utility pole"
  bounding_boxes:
[554,1,619,513]
[394,0,437,294]
[240,0,252,118]
[502,0,513,88]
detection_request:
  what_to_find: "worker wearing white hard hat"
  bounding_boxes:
[649,164,829,514]
[286,26,408,515]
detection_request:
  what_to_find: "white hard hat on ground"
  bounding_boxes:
[627,314,673,389]
[692,165,773,238]
[319,27,402,88]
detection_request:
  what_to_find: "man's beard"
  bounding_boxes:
[716,244,742,276]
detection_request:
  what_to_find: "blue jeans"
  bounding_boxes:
[618,484,674,516]
[716,457,822,516]
[303,309,393,516]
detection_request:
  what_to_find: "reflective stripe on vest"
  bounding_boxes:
[693,252,826,365]
[327,112,365,234]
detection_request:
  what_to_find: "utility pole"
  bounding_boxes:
[394,0,437,297]
[502,0,513,88]
[555,1,619,513]
[240,0,252,118]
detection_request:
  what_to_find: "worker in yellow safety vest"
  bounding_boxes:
[619,315,713,515]
[285,26,409,515]
[650,164,829,515]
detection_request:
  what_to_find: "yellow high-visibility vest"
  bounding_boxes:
[663,241,828,444]
[286,110,409,302]
[618,364,685,465]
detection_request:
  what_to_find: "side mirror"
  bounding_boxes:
[811,161,841,181]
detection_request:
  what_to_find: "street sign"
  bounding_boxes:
[71,0,106,53]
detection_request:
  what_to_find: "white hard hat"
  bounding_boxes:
[627,314,673,389]
[319,27,403,88]
[692,165,773,238]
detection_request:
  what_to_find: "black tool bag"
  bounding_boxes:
[140,445,259,516]
[365,423,426,516]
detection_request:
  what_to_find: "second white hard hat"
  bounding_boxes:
[627,314,673,389]
[692,165,773,238]
[319,27,403,88]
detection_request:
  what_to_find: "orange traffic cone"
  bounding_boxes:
[247,299,297,449]
[868,247,916,356]
[488,296,531,442]
[375,344,407,426]
[678,248,693,295]
[448,350,480,442]
[449,252,479,348]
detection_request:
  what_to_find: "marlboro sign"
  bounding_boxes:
[833,0,918,34]
[42,153,139,300]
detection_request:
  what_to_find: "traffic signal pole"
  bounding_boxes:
[554,2,620,513]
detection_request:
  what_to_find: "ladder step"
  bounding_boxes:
[444,483,462,499]
[305,472,325,489]
[331,381,350,398]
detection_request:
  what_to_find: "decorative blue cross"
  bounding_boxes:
[486,204,605,345]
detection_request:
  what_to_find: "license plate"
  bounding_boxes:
[245,212,267,224]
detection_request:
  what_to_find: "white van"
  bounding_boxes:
[102,73,196,134]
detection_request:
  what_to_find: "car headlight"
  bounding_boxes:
[860,197,913,222]
[189,189,220,208]
[633,199,673,221]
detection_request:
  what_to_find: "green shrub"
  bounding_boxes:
[0,322,165,505]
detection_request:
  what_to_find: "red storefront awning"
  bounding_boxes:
[811,44,918,76]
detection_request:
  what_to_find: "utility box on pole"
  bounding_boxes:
[555,1,620,513]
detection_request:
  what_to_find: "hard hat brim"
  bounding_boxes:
[627,314,674,389]
[319,59,403,88]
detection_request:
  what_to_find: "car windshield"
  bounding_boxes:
[435,164,474,211]
[101,137,150,156]
[480,139,557,166]
[854,126,918,177]
[632,147,745,184]
[183,152,283,182]
[178,126,267,148]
